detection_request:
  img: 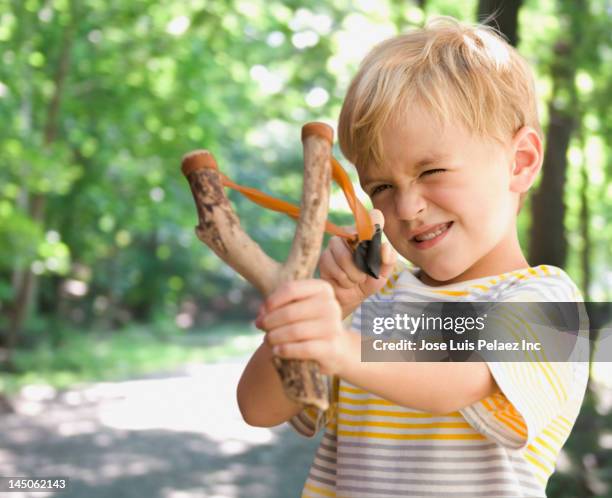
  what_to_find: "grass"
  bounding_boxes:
[0,321,262,395]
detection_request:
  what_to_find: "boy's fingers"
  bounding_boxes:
[266,323,307,346]
[376,244,397,281]
[264,279,333,313]
[319,250,344,284]
[319,250,354,288]
[370,209,385,229]
[271,339,326,361]
[381,242,397,266]
[266,318,327,346]
[357,242,397,294]
[328,237,368,285]
[320,250,357,290]
[261,296,323,331]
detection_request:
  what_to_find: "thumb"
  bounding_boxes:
[369,209,385,230]
[359,241,397,296]
[370,208,396,277]
[379,241,398,278]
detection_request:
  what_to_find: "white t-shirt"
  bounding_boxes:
[289,264,589,498]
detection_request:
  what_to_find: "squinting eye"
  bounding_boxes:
[370,184,392,196]
[421,169,446,177]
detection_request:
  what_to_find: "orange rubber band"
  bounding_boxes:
[209,158,374,243]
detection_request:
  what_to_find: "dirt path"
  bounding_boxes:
[0,358,321,498]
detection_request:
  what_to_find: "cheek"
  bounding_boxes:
[372,195,395,218]
[426,184,467,213]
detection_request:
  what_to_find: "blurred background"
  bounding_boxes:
[0,0,610,496]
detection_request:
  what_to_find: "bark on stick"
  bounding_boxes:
[181,122,333,410]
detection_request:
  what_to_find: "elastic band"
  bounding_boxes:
[209,158,374,243]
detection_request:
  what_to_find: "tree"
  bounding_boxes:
[477,0,523,46]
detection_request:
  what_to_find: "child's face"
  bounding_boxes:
[358,106,521,284]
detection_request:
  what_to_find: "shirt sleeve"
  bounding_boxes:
[460,273,590,449]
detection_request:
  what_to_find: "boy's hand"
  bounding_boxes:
[256,279,351,376]
[319,209,397,318]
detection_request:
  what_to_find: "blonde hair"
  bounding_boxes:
[338,16,542,170]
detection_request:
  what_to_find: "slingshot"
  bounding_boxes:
[181,122,379,410]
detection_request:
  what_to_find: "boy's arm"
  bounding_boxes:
[235,210,394,428]
[236,339,303,427]
[261,280,499,416]
[338,330,499,414]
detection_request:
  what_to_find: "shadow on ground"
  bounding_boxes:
[0,360,321,498]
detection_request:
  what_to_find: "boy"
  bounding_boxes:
[237,17,588,497]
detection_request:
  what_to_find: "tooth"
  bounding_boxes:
[416,223,448,242]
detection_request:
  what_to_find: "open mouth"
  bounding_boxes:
[411,222,453,248]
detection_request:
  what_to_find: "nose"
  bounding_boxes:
[394,185,426,221]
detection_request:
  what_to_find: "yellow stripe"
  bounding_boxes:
[500,408,527,427]
[339,396,397,406]
[542,425,566,443]
[338,407,462,418]
[491,393,507,409]
[304,406,318,419]
[526,444,556,469]
[540,265,550,275]
[489,279,498,284]
[481,398,494,411]
[493,412,528,438]
[532,472,548,485]
[557,415,573,430]
[543,361,567,402]
[519,304,568,395]
[499,310,565,394]
[518,311,567,395]
[338,418,472,429]
[491,312,534,362]
[432,290,470,297]
[338,430,486,440]
[528,268,538,276]
[524,452,552,475]
[471,284,490,291]
[340,386,369,395]
[550,418,571,436]
[533,435,560,457]
[535,362,566,404]
[304,482,335,497]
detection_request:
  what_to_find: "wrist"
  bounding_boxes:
[336,328,361,378]
[341,302,359,320]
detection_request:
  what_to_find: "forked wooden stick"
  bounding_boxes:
[181,122,334,410]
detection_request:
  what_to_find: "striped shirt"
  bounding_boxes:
[289,264,589,497]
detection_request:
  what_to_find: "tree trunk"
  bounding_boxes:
[528,40,576,267]
[477,0,523,46]
[6,7,76,365]
[528,104,574,267]
[579,137,590,301]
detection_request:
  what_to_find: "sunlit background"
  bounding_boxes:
[0,0,610,497]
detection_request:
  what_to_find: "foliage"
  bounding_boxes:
[0,321,260,395]
[0,0,609,328]
[0,1,609,495]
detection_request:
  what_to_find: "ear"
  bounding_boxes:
[509,126,543,193]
